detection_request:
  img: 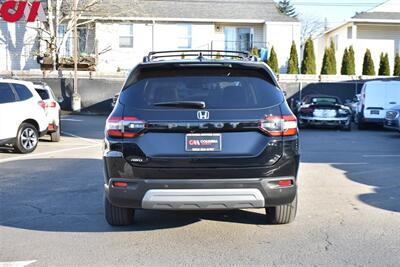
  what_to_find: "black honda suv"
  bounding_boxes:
[103,50,300,226]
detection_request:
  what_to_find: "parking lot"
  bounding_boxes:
[0,115,399,266]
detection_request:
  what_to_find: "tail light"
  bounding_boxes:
[106,116,146,138]
[38,100,46,109]
[45,101,57,108]
[259,115,298,136]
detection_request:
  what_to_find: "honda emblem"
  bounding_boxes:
[197,110,210,120]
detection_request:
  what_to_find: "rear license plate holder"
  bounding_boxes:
[185,133,222,152]
[370,110,380,115]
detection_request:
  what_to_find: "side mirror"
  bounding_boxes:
[282,91,287,97]
[57,96,64,103]
[345,99,351,104]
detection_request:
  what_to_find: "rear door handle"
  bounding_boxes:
[389,102,396,104]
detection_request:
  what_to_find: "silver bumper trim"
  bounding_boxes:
[104,151,123,158]
[299,116,349,121]
[142,189,265,210]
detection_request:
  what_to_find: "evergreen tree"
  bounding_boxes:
[341,48,349,75]
[277,0,297,17]
[301,37,316,74]
[287,41,299,74]
[362,49,375,76]
[393,53,400,76]
[329,39,337,74]
[321,48,330,74]
[250,47,260,58]
[348,46,356,75]
[267,46,279,73]
[378,52,390,76]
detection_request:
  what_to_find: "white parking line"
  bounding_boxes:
[0,144,100,164]
[362,155,400,157]
[61,131,102,144]
[0,260,36,267]
[326,163,368,165]
[60,118,83,122]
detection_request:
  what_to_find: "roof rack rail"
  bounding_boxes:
[144,50,257,62]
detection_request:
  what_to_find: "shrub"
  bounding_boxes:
[348,46,356,75]
[267,46,279,73]
[362,49,375,75]
[301,37,316,74]
[320,39,337,75]
[250,47,260,58]
[378,52,390,76]
[329,39,337,74]
[340,48,349,75]
[394,53,400,76]
[287,41,299,74]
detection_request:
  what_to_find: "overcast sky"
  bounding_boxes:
[289,0,386,26]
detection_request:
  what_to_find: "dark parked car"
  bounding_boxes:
[103,50,300,226]
[384,106,400,133]
[297,95,352,131]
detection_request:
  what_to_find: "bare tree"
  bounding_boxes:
[299,14,325,44]
[32,0,99,69]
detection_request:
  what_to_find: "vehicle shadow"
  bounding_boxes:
[0,158,267,233]
[300,129,400,213]
[60,115,107,140]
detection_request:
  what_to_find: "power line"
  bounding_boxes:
[292,1,396,7]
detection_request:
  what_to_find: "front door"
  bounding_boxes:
[224,27,253,51]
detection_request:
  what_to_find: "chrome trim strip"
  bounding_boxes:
[142,188,265,210]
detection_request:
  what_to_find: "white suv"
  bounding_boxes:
[33,82,61,142]
[0,79,48,153]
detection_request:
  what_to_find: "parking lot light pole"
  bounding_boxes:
[71,0,81,111]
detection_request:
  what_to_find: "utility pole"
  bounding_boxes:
[71,0,81,111]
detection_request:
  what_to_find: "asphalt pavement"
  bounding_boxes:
[0,115,399,266]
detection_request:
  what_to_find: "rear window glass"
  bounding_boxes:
[0,83,16,104]
[120,76,283,109]
[35,89,50,100]
[13,84,33,101]
[310,97,339,105]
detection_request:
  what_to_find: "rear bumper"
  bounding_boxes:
[384,119,400,131]
[360,117,384,124]
[299,116,350,126]
[105,177,297,209]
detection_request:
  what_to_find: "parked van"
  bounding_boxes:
[356,80,400,129]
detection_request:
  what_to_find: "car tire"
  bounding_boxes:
[265,195,297,224]
[342,123,352,131]
[104,196,135,226]
[14,123,39,154]
[357,122,366,130]
[298,120,307,129]
[50,126,61,142]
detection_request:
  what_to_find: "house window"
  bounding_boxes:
[176,24,192,49]
[57,24,71,56]
[119,24,133,48]
[334,34,339,51]
[347,26,352,39]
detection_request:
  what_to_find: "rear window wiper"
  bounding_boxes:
[153,101,206,109]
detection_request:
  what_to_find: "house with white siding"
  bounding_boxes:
[83,0,300,72]
[1,0,300,73]
[314,0,400,75]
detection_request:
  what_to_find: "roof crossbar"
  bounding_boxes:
[144,50,256,62]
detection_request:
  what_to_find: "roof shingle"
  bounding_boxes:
[352,12,400,20]
[82,0,297,22]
